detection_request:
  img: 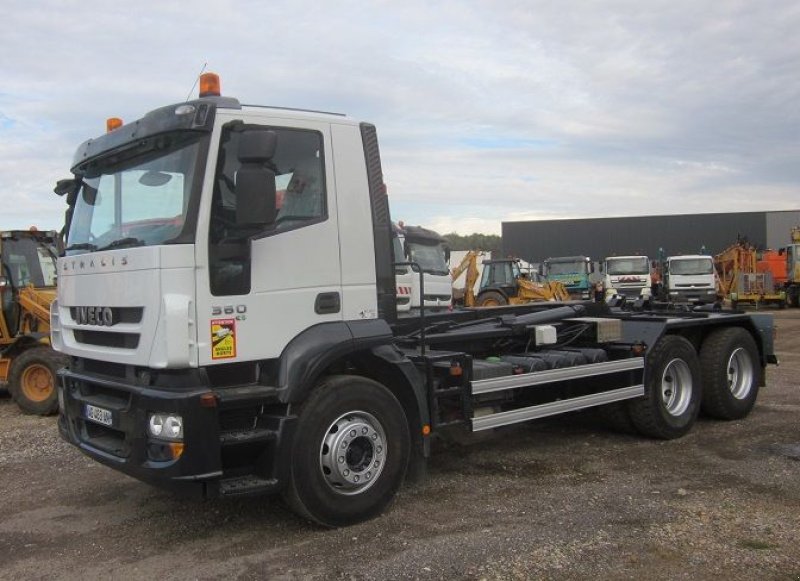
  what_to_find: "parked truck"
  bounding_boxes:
[53,74,777,527]
[659,254,717,304]
[392,222,451,312]
[541,255,594,300]
[780,227,800,307]
[602,255,652,300]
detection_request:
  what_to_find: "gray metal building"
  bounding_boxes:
[502,210,800,263]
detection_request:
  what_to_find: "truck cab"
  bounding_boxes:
[663,255,717,303]
[392,223,451,312]
[602,255,652,300]
[542,256,593,299]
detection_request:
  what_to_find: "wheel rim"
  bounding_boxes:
[660,358,692,416]
[320,411,387,495]
[727,347,754,400]
[20,363,54,403]
[482,298,501,306]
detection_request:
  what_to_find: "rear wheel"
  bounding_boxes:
[700,327,760,420]
[628,335,701,439]
[476,291,508,307]
[284,375,410,527]
[8,346,66,415]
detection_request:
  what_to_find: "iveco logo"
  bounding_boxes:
[75,306,114,326]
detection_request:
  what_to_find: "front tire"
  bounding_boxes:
[8,346,65,415]
[628,335,701,439]
[476,290,508,307]
[700,327,760,420]
[284,375,410,527]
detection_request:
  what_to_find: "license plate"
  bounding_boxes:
[85,404,113,427]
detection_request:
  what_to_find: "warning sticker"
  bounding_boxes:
[211,319,237,360]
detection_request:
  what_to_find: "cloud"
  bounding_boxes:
[1,0,798,232]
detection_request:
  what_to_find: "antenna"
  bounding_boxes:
[185,62,208,101]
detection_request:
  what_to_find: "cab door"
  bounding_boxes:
[195,114,342,367]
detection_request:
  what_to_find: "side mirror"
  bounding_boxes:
[54,178,80,206]
[778,248,785,256]
[54,178,78,197]
[599,263,604,273]
[236,130,278,227]
[444,247,451,264]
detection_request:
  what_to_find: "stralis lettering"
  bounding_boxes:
[75,307,114,326]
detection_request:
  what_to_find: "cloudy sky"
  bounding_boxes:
[2,0,798,235]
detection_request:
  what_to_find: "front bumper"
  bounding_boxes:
[58,363,295,497]
[669,289,717,303]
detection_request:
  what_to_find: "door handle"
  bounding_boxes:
[315,292,341,315]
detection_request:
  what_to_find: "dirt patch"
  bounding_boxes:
[2,310,800,579]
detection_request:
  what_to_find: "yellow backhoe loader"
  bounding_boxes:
[0,229,66,414]
[451,251,570,307]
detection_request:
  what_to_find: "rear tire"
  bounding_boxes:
[700,327,760,420]
[8,346,66,415]
[284,375,410,527]
[628,335,701,439]
[476,291,508,307]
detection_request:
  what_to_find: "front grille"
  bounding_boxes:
[69,306,144,325]
[74,330,140,349]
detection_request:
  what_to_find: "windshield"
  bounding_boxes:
[607,257,649,275]
[547,260,587,275]
[1,236,57,287]
[407,242,449,275]
[66,132,206,254]
[670,258,713,275]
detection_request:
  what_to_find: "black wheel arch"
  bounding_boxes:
[273,320,430,460]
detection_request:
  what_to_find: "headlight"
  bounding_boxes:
[148,413,183,440]
[669,291,679,295]
[707,290,716,294]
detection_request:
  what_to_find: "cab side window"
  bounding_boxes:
[209,124,327,296]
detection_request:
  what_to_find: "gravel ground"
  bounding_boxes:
[1,310,799,580]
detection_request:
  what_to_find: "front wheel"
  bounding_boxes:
[628,335,701,439]
[700,327,760,420]
[8,346,66,415]
[284,375,410,527]
[476,290,508,307]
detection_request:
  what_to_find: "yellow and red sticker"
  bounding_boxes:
[211,319,237,360]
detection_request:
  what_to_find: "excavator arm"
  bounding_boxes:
[451,250,481,307]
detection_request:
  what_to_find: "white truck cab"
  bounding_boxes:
[392,223,451,312]
[602,255,652,300]
[664,255,717,303]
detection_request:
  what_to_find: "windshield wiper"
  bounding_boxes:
[97,237,146,251]
[65,242,98,252]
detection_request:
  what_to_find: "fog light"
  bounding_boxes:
[148,413,183,440]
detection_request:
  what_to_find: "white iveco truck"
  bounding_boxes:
[53,74,777,527]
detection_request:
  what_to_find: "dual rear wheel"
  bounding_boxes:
[606,328,760,439]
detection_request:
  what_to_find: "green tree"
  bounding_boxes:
[443,233,501,252]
